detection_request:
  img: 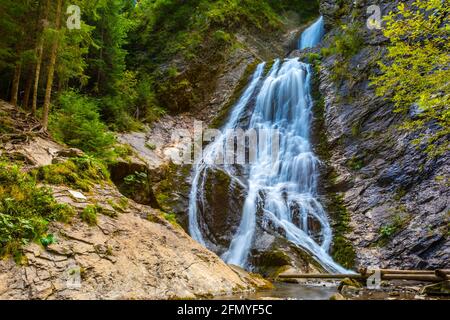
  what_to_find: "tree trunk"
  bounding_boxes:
[22,70,33,109]
[31,0,51,115]
[42,0,63,130]
[10,62,22,107]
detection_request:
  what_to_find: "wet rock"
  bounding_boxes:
[330,293,346,300]
[249,233,323,278]
[199,168,246,251]
[317,0,450,270]
[338,278,363,293]
[109,161,160,209]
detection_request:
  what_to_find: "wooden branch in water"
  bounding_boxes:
[359,268,450,276]
[278,269,450,282]
[278,273,363,280]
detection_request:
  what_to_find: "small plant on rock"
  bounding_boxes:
[80,205,98,226]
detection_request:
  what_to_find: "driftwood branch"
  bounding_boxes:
[278,269,450,283]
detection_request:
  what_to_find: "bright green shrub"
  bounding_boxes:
[0,162,74,260]
[321,23,364,58]
[371,0,449,157]
[49,91,116,159]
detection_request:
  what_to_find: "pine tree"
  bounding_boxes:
[31,0,51,115]
[42,0,63,130]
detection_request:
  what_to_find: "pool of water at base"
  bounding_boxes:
[214,282,338,300]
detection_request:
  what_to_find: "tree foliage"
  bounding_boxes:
[371,0,449,156]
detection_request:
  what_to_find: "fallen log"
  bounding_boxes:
[435,270,449,280]
[381,274,442,282]
[278,270,448,282]
[375,269,450,276]
[278,273,363,280]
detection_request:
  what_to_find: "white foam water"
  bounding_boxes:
[188,17,349,273]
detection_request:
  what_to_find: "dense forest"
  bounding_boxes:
[0,0,318,158]
[1,0,447,160]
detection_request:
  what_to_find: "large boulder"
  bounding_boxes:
[198,168,246,253]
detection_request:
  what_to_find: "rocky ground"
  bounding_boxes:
[0,183,268,300]
[0,101,269,300]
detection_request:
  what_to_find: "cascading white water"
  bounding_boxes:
[188,17,348,273]
[299,16,325,49]
[188,62,267,246]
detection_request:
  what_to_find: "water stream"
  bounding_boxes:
[188,17,348,274]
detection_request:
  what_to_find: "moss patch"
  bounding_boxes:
[326,193,355,269]
[210,60,260,129]
[0,162,75,262]
[107,197,129,213]
[310,68,356,270]
[34,156,110,192]
[154,163,192,212]
[80,205,98,226]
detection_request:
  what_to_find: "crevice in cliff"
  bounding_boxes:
[310,59,356,270]
[109,161,161,209]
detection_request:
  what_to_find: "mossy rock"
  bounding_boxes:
[210,60,260,129]
[254,250,292,278]
[338,277,363,292]
[329,293,346,300]
[200,168,245,248]
[331,236,356,270]
[421,281,450,296]
[109,161,160,209]
[153,162,192,228]
[34,157,110,192]
[250,235,325,278]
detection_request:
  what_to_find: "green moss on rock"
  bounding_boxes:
[210,60,260,129]
[310,69,356,270]
[80,205,98,226]
[34,157,110,192]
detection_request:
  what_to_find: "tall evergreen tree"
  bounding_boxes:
[42,0,63,129]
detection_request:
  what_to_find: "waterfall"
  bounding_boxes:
[299,16,325,50]
[188,17,348,273]
[188,62,267,246]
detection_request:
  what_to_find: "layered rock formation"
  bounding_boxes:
[0,101,269,300]
[317,0,449,269]
[113,1,449,274]
[0,183,267,300]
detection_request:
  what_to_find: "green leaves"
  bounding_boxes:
[371,0,450,157]
[49,91,116,159]
[124,171,148,185]
[40,234,56,247]
[0,162,74,259]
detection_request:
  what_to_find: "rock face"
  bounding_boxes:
[199,168,246,253]
[117,20,325,274]
[317,0,449,269]
[0,101,268,300]
[0,183,268,300]
[114,1,448,274]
